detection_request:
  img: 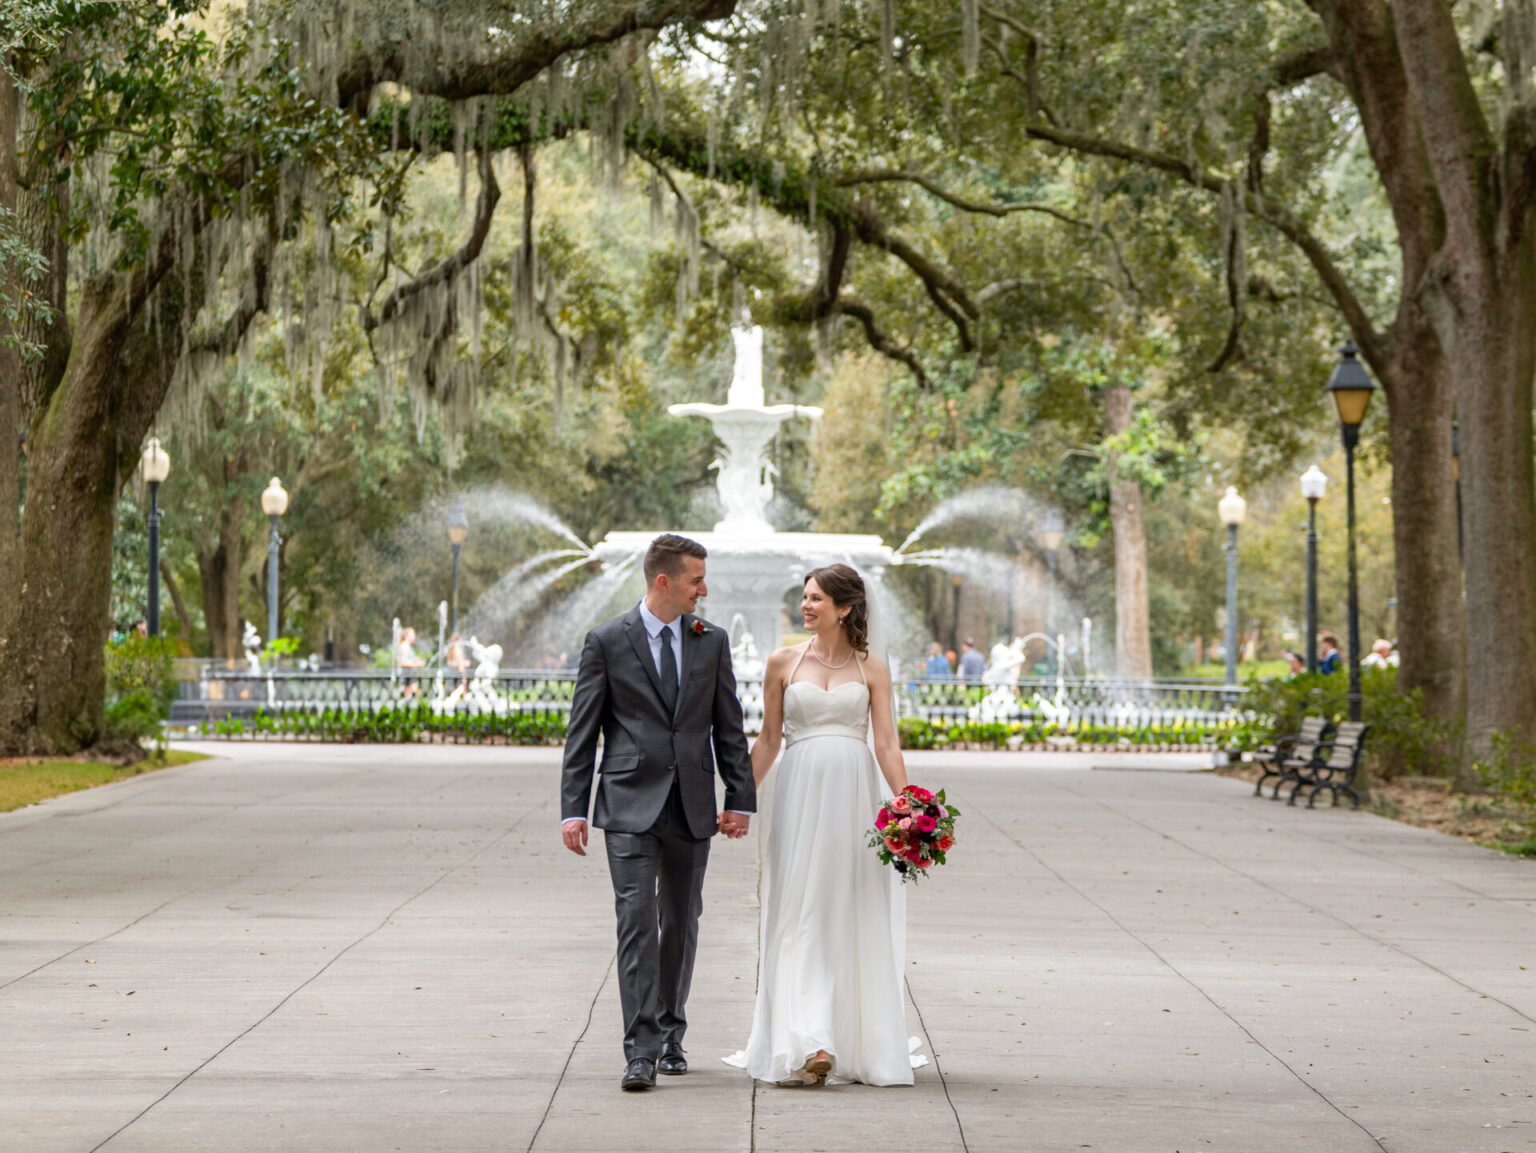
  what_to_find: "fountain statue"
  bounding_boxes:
[592,324,894,652]
[241,621,263,674]
[668,326,824,535]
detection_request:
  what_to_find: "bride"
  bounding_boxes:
[725,564,926,1087]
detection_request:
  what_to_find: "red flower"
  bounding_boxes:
[691,620,707,635]
[938,834,955,851]
[914,857,934,869]
[906,786,934,803]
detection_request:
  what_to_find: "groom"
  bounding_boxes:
[560,533,756,1091]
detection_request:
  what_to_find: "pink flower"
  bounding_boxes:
[936,805,948,819]
[898,817,912,830]
[891,795,912,815]
[884,835,905,854]
[875,809,890,830]
[914,857,934,869]
[915,814,937,833]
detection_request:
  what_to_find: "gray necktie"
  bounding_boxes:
[658,626,679,713]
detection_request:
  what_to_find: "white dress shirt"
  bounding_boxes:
[637,599,685,688]
[562,602,750,826]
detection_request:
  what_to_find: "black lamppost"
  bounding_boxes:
[1326,341,1377,723]
[446,506,469,635]
[261,477,289,646]
[1041,508,1064,640]
[1218,486,1247,690]
[1299,465,1328,673]
[139,437,171,637]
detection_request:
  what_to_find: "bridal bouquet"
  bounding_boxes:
[868,786,959,883]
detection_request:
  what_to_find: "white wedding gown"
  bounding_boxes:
[725,650,926,1086]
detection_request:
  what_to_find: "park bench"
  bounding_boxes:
[1288,721,1370,809]
[1253,715,1332,800]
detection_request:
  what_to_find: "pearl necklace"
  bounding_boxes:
[809,638,854,669]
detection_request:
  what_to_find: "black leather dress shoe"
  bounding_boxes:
[621,1057,657,1091]
[657,1042,688,1076]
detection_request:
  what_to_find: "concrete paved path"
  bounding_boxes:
[2,744,1533,1152]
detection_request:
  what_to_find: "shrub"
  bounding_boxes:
[898,718,939,750]
[103,635,176,746]
[1237,667,1455,781]
[1475,731,1536,808]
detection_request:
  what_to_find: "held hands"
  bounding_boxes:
[561,820,589,856]
[717,811,751,839]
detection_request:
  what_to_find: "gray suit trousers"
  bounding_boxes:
[604,778,711,1060]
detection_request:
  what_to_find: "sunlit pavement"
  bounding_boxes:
[2,743,1532,1152]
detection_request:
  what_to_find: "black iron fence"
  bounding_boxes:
[173,664,1245,745]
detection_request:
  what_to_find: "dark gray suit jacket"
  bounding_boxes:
[560,607,756,839]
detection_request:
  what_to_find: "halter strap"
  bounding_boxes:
[787,640,812,682]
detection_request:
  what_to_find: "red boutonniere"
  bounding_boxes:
[691,620,708,636]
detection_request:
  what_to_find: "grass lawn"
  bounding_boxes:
[0,749,209,813]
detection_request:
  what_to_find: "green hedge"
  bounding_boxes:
[898,715,1239,750]
[206,706,568,745]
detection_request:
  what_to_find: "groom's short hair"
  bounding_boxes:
[644,534,708,583]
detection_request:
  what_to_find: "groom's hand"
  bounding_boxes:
[718,811,751,838]
[562,819,589,856]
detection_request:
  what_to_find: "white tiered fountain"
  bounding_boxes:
[593,325,893,650]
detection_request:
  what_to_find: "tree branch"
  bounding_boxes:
[632,126,981,349]
[835,168,1090,226]
[1387,0,1494,241]
[363,147,500,332]
[832,298,931,388]
[335,0,738,104]
[1021,120,1383,360]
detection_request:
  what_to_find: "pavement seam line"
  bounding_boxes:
[526,953,614,1153]
[0,892,189,993]
[1252,796,1535,911]
[905,975,970,1153]
[976,806,1392,1153]
[1065,779,1536,1027]
[87,803,537,1153]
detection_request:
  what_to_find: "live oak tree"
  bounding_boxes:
[0,0,738,754]
[635,0,1534,766]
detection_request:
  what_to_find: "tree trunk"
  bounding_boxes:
[1454,255,1536,758]
[1374,334,1470,782]
[197,493,246,660]
[1384,0,1536,760]
[1102,384,1153,679]
[0,280,133,752]
[161,561,194,642]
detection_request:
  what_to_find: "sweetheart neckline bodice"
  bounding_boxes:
[786,680,869,696]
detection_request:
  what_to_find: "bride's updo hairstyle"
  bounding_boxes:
[804,564,869,655]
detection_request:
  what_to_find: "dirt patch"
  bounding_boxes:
[1217,762,1536,855]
